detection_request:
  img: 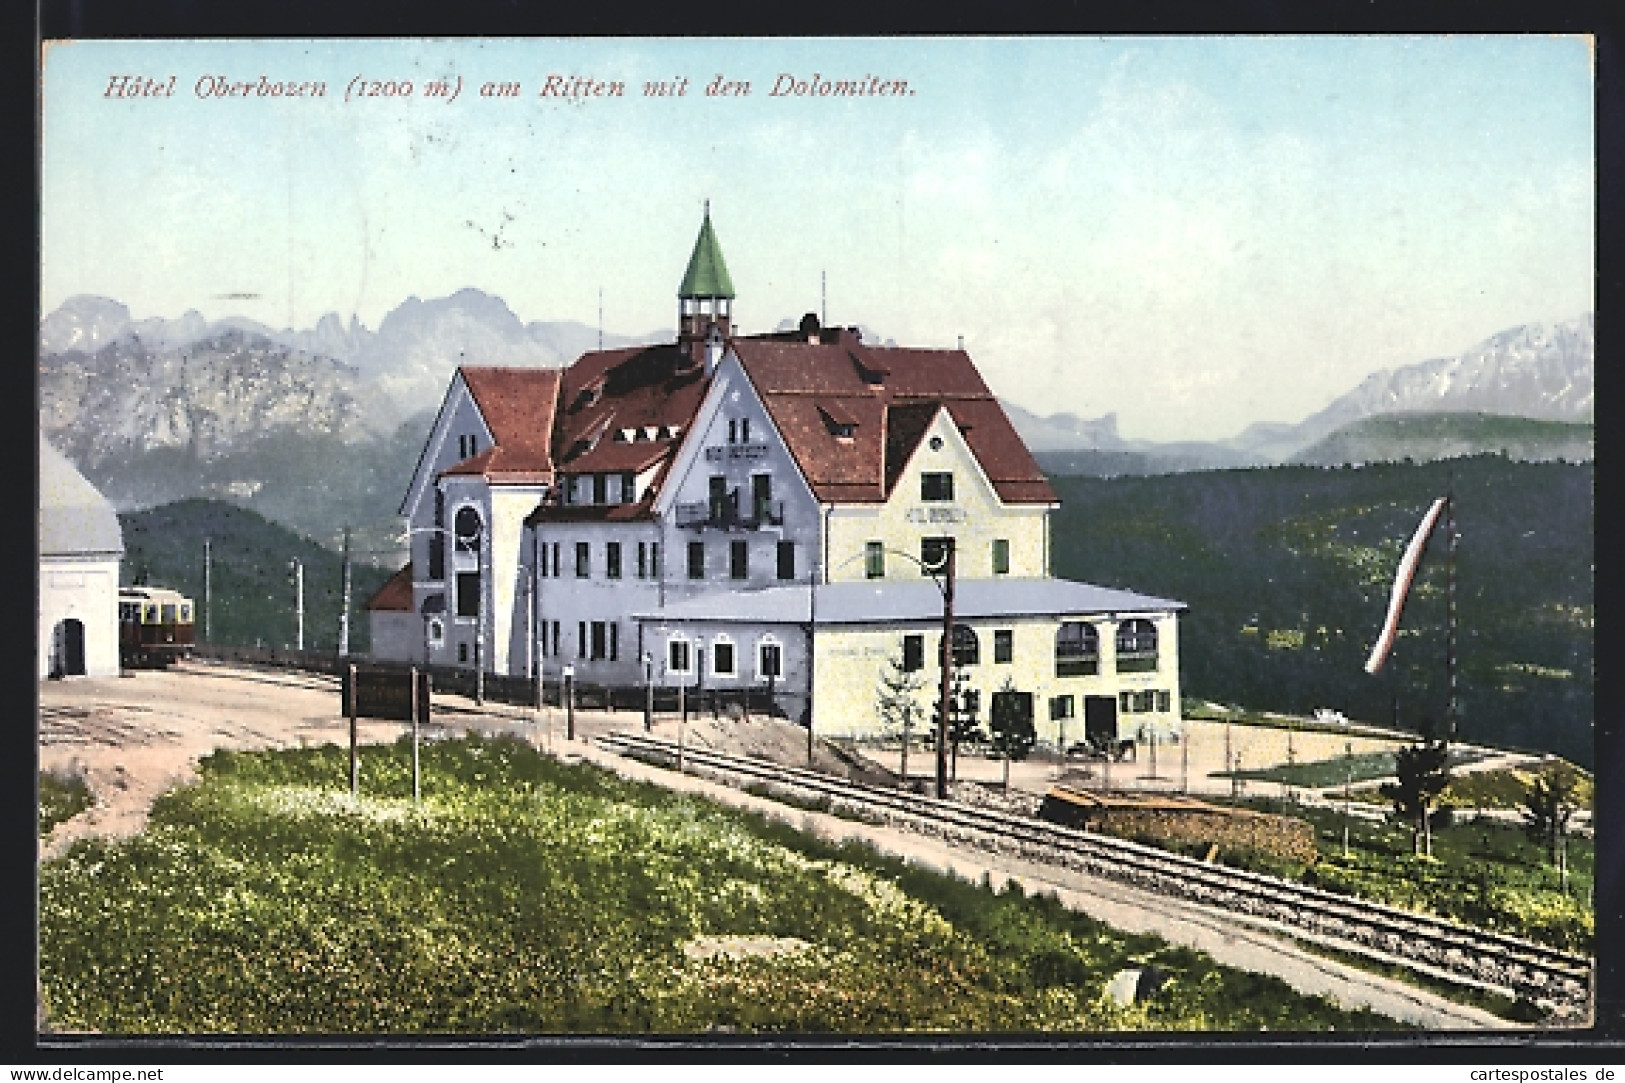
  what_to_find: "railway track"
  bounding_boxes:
[596,730,1592,1017]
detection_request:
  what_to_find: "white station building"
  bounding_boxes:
[370,211,1185,745]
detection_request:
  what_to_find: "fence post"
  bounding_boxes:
[564,666,576,742]
[348,662,359,797]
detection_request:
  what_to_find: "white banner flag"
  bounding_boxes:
[1364,496,1449,675]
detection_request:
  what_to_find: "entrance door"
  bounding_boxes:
[1083,695,1117,749]
[54,619,86,677]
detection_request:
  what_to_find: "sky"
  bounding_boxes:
[39,37,1594,443]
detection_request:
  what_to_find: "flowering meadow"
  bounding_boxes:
[39,734,1407,1034]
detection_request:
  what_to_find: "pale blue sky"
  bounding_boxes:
[40,36,1593,441]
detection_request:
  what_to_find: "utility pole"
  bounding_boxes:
[935,545,956,800]
[338,526,352,658]
[203,537,212,643]
[290,558,305,652]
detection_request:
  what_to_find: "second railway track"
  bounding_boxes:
[595,730,1591,1019]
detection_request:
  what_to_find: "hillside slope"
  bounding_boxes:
[1290,413,1593,467]
[119,499,395,654]
[1048,458,1592,766]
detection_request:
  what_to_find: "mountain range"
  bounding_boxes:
[38,290,1595,559]
[1009,312,1593,470]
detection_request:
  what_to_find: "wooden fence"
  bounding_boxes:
[192,644,798,720]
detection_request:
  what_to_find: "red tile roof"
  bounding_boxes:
[366,562,414,612]
[450,367,563,482]
[552,344,710,476]
[731,338,1056,505]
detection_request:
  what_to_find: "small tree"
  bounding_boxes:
[1379,730,1451,857]
[1522,760,1582,887]
[988,678,1037,790]
[875,654,926,779]
[933,668,981,781]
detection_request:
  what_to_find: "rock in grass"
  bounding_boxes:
[1106,966,1168,1007]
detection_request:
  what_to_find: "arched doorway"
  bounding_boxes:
[52,619,86,678]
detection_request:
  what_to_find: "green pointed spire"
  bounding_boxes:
[678,206,736,300]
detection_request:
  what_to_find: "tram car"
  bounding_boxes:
[118,586,196,667]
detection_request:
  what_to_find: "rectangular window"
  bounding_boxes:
[606,541,622,579]
[550,542,560,578]
[709,475,728,522]
[752,473,773,523]
[741,417,752,443]
[562,475,575,505]
[994,629,1014,664]
[620,472,635,503]
[759,641,782,679]
[1157,690,1172,713]
[637,542,648,579]
[777,541,795,580]
[576,541,590,578]
[550,621,559,657]
[434,489,445,527]
[458,642,469,664]
[1050,695,1075,721]
[713,641,735,676]
[592,474,607,505]
[590,621,606,661]
[578,621,587,659]
[865,540,885,579]
[428,534,446,580]
[902,634,924,672]
[688,541,705,580]
[669,639,691,674]
[456,572,479,618]
[921,472,954,501]
[1120,690,1158,713]
[992,538,1010,575]
[610,622,619,662]
[651,542,661,577]
[730,540,748,580]
[728,418,738,444]
[921,536,955,575]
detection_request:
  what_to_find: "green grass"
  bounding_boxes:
[39,771,92,838]
[1220,748,1488,790]
[39,734,1409,1035]
[1206,798,1593,953]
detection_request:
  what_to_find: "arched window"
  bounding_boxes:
[938,624,979,667]
[1055,622,1100,677]
[1115,619,1159,673]
[454,505,483,553]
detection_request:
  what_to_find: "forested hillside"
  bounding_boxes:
[1048,457,1592,766]
[119,500,395,655]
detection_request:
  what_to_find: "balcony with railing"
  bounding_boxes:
[675,490,785,529]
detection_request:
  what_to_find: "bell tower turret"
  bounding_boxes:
[678,201,735,367]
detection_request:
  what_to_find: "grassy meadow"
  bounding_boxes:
[39,734,1408,1035]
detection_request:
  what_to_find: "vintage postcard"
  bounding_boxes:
[36,36,1597,1046]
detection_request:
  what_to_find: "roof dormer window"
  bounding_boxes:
[817,404,858,441]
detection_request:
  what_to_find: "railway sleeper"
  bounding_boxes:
[599,739,1590,1015]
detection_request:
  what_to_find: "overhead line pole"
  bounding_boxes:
[935,546,956,800]
[339,525,352,658]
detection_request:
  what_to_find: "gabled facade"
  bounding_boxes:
[372,209,1186,746]
[39,436,124,678]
